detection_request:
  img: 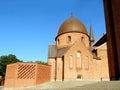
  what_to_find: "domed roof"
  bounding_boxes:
[57,16,88,37]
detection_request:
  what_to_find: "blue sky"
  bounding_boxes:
[0,0,106,62]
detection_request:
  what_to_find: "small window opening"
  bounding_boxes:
[77,74,82,79]
[81,37,84,42]
[67,36,71,43]
[57,39,60,45]
[77,51,81,58]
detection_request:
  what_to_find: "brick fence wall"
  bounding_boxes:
[4,62,51,88]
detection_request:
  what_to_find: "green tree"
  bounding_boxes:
[34,60,48,65]
[0,54,22,79]
[27,60,48,65]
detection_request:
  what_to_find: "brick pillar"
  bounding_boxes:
[56,58,63,81]
[48,58,56,81]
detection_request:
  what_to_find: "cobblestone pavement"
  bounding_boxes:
[2,80,120,90]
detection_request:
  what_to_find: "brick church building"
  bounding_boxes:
[48,15,109,81]
[4,0,120,88]
[4,15,110,88]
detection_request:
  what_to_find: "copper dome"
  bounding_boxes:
[57,16,88,37]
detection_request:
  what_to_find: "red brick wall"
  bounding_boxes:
[36,64,51,84]
[4,62,51,88]
[15,63,37,88]
[4,63,17,87]
[97,44,110,80]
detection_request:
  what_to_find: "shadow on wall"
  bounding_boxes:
[0,76,4,86]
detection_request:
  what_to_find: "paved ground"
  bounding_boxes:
[2,80,120,90]
[0,86,3,90]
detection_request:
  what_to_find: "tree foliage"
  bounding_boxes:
[27,60,48,65]
[34,60,48,65]
[0,54,22,78]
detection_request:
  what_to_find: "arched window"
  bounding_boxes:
[76,51,82,69]
[67,36,71,43]
[57,39,60,45]
[84,56,89,70]
[69,55,73,69]
[77,51,81,58]
[81,37,85,42]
